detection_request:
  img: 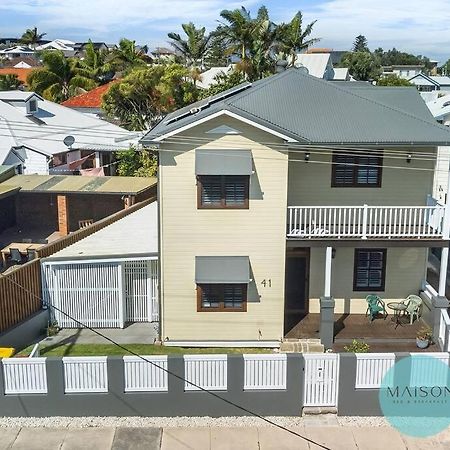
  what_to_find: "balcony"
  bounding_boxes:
[287,205,446,240]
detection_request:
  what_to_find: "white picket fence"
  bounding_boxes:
[184,355,227,391]
[63,357,108,393]
[123,356,168,392]
[409,353,450,387]
[244,354,287,390]
[2,358,47,394]
[438,309,450,352]
[355,353,395,388]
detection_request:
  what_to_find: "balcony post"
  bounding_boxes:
[320,246,335,350]
[438,165,450,296]
[324,246,332,297]
[362,204,368,239]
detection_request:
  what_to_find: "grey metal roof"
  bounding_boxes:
[142,69,450,146]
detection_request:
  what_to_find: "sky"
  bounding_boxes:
[0,0,449,63]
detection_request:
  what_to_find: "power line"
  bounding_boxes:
[0,274,330,450]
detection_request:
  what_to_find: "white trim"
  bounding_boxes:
[163,340,280,348]
[152,110,298,143]
[42,256,158,266]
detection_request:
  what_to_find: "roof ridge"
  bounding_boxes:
[287,70,450,136]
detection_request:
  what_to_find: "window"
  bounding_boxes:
[353,249,387,291]
[197,175,249,209]
[50,152,67,168]
[197,284,247,312]
[332,153,382,187]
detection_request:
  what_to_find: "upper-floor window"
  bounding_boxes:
[331,153,382,188]
[197,175,249,209]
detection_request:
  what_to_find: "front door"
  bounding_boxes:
[284,251,309,334]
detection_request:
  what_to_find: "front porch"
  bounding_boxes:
[285,313,437,353]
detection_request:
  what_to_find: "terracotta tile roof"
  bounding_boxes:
[61,81,116,108]
[0,68,35,83]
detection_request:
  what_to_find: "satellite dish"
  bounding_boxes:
[63,135,75,148]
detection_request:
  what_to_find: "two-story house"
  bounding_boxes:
[141,68,450,348]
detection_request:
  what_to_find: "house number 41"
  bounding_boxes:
[261,279,272,287]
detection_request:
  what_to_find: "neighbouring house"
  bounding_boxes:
[0,173,156,239]
[294,53,351,81]
[150,47,176,60]
[0,90,135,175]
[306,48,348,66]
[0,46,35,59]
[197,66,233,90]
[0,67,34,87]
[61,82,117,118]
[35,39,76,57]
[41,201,158,329]
[382,64,423,80]
[1,56,40,69]
[408,73,450,92]
[140,67,450,348]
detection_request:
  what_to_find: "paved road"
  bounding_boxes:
[0,425,449,449]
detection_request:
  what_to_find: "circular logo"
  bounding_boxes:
[379,354,450,437]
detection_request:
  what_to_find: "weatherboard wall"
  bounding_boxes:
[287,147,435,207]
[159,116,288,342]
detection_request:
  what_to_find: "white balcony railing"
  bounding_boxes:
[287,205,446,239]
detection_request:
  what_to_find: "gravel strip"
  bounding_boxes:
[0,415,389,428]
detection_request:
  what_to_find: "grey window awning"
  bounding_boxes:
[195,149,253,175]
[195,256,250,284]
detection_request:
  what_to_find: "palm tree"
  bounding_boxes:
[75,40,114,83]
[217,7,255,61]
[27,50,96,102]
[168,22,211,68]
[276,12,320,67]
[20,27,47,49]
[110,38,148,73]
[0,74,23,90]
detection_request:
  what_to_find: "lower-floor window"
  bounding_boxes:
[197,283,247,312]
[353,248,387,291]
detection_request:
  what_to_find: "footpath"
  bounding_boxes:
[1,423,449,450]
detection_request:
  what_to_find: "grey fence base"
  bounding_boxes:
[0,355,304,418]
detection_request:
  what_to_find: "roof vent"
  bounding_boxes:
[189,107,201,114]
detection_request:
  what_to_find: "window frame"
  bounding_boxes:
[197,175,249,209]
[196,283,248,312]
[331,152,383,188]
[353,248,387,292]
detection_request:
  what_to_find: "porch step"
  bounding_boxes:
[280,338,324,353]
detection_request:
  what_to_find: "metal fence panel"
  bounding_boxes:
[123,356,168,392]
[184,355,227,391]
[2,358,47,394]
[304,354,339,407]
[243,354,287,390]
[63,357,108,393]
[355,353,395,389]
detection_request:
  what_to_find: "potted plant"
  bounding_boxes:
[416,326,432,349]
[344,339,370,353]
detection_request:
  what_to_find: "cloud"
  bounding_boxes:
[0,0,258,34]
[301,0,450,60]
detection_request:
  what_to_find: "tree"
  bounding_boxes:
[74,40,114,83]
[27,51,96,102]
[102,64,198,131]
[0,74,22,90]
[204,34,229,67]
[168,22,211,68]
[20,27,47,48]
[114,147,157,177]
[198,70,246,99]
[441,59,450,76]
[110,38,148,73]
[340,51,381,81]
[377,74,412,86]
[352,35,369,52]
[276,11,320,66]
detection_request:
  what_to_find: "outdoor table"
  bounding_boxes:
[1,242,43,266]
[387,302,407,328]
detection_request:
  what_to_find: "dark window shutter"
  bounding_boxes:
[201,176,222,205]
[224,284,244,308]
[354,249,386,291]
[333,154,355,186]
[225,176,246,206]
[201,284,221,308]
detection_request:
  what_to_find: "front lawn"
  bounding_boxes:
[17,343,273,357]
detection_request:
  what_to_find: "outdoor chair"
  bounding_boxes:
[8,248,22,264]
[27,249,36,261]
[365,294,387,321]
[401,295,422,324]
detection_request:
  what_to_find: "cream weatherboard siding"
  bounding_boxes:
[308,247,428,314]
[433,146,450,203]
[288,148,435,207]
[159,116,288,342]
